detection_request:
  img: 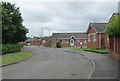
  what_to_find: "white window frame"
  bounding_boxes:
[88,35,90,42]
[66,39,69,43]
[84,39,87,43]
[77,39,80,42]
[92,34,96,42]
[107,35,109,42]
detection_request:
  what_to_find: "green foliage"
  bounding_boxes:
[71,47,109,54]
[2,2,28,44]
[106,13,120,36]
[56,41,61,48]
[2,44,22,54]
[1,52,33,65]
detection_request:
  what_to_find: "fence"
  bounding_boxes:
[109,36,120,54]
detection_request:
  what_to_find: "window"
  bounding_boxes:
[107,36,109,42]
[77,39,80,42]
[65,39,69,43]
[80,42,82,45]
[56,39,58,42]
[92,34,96,42]
[84,39,87,43]
[88,35,90,42]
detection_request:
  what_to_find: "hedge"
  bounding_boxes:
[2,44,23,55]
[83,48,109,54]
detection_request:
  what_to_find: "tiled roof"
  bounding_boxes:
[25,38,42,42]
[90,23,107,33]
[42,36,52,41]
[52,33,86,39]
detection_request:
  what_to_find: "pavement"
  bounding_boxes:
[2,46,94,79]
[63,48,119,79]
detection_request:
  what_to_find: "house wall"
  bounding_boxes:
[52,38,87,48]
[74,39,87,47]
[87,27,99,48]
[61,42,70,47]
[24,39,41,46]
[100,33,109,49]
[87,26,109,49]
[30,40,41,45]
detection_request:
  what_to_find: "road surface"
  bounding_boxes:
[2,46,94,79]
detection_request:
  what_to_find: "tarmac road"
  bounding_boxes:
[2,46,94,79]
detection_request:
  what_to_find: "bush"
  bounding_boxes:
[56,42,61,48]
[2,44,22,55]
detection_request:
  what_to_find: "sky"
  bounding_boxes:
[3,0,119,37]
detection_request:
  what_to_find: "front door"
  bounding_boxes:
[70,39,74,46]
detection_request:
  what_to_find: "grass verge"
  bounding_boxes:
[71,47,109,54]
[0,52,33,66]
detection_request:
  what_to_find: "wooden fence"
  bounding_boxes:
[109,36,120,54]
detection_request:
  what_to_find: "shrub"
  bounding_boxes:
[56,42,61,48]
[2,44,22,55]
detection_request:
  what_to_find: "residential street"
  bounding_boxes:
[63,49,118,79]
[2,46,94,79]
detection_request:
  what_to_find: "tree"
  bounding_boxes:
[0,3,2,43]
[2,2,28,44]
[105,13,120,36]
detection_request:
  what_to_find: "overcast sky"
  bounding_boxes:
[4,0,119,37]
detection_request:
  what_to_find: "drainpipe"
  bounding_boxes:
[114,36,115,53]
[99,33,101,48]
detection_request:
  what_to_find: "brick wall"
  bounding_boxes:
[52,38,87,48]
[87,27,99,48]
[87,26,109,49]
[24,39,41,46]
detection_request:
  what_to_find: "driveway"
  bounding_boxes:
[2,46,94,79]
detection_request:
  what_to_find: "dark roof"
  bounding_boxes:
[42,36,52,41]
[52,33,86,39]
[25,38,42,42]
[89,23,107,33]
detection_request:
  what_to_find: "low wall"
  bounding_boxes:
[109,52,120,61]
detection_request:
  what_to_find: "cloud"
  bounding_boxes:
[3,0,118,37]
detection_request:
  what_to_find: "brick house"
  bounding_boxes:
[24,38,42,46]
[105,13,120,61]
[86,23,109,49]
[52,33,87,47]
[41,36,52,47]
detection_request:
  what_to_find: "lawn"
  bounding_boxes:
[92,49,109,54]
[0,52,33,66]
[71,47,109,54]
[71,47,91,51]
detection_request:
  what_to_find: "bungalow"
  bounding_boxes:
[86,23,109,49]
[41,36,52,47]
[24,38,42,46]
[52,33,87,47]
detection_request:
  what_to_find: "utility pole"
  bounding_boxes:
[45,27,51,37]
[94,19,96,23]
[40,27,51,37]
[41,27,43,37]
[49,27,50,36]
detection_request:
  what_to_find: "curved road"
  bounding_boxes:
[2,46,94,79]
